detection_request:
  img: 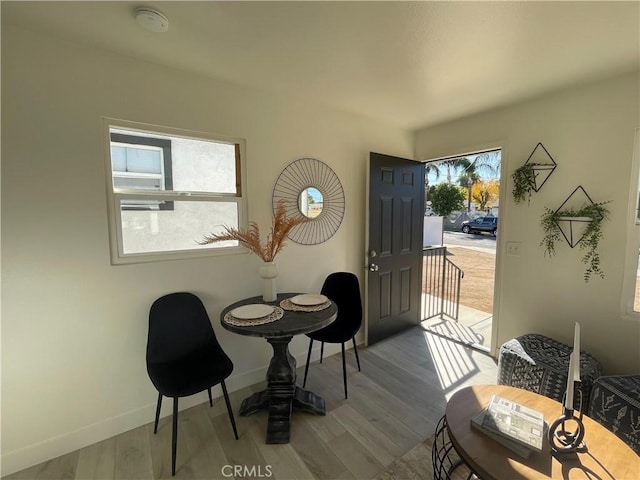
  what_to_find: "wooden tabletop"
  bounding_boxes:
[446,384,640,480]
[220,293,337,338]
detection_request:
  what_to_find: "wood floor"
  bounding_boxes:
[4,327,498,480]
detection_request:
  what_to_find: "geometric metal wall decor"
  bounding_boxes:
[554,185,599,248]
[526,142,557,192]
[272,157,345,245]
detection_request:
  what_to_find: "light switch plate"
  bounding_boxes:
[506,241,521,257]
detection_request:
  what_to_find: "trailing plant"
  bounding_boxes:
[540,201,611,282]
[512,163,538,205]
[199,200,307,262]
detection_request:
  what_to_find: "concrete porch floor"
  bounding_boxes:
[421,293,493,353]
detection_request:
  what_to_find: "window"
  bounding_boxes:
[103,119,247,264]
[623,128,640,316]
[633,136,640,313]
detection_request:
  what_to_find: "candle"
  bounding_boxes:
[573,322,581,382]
[565,350,575,410]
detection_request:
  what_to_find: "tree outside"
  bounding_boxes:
[425,150,501,215]
[471,180,500,212]
[429,183,466,216]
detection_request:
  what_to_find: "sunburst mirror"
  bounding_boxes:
[272,157,345,245]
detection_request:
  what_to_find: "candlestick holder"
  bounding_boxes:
[548,385,587,453]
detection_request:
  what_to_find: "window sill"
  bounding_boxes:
[110,245,249,265]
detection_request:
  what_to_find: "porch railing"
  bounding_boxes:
[422,246,464,321]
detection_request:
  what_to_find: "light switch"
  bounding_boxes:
[506,241,521,257]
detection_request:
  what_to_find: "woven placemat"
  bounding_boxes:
[223,306,284,327]
[280,298,331,312]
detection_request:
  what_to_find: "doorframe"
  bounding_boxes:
[364,158,371,346]
[420,142,508,357]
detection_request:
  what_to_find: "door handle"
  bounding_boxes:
[367,263,379,272]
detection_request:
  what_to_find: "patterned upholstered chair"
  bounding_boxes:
[588,374,640,455]
[497,333,602,412]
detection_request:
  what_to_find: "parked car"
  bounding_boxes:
[461,216,498,236]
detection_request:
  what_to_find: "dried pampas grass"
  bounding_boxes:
[199,200,307,262]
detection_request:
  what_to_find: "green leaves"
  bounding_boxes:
[540,207,562,258]
[512,164,537,205]
[428,183,466,216]
[539,201,610,282]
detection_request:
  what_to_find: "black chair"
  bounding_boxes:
[147,292,238,476]
[303,272,362,399]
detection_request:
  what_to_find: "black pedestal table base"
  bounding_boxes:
[239,336,326,444]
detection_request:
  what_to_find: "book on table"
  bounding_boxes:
[470,394,546,458]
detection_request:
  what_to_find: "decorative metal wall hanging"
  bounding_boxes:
[526,142,557,192]
[272,157,345,245]
[553,186,600,248]
[512,143,557,204]
[540,185,611,281]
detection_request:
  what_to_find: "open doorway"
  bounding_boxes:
[420,149,501,352]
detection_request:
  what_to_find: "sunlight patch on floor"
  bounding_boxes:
[422,330,480,391]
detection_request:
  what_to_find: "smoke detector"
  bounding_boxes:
[135,7,169,33]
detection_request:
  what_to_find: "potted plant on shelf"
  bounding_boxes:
[540,201,610,282]
[199,200,307,300]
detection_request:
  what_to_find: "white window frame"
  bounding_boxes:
[621,127,640,318]
[102,118,248,265]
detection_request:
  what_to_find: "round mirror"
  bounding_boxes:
[273,157,345,245]
[299,187,323,219]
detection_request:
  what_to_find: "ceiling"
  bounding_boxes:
[3,1,639,130]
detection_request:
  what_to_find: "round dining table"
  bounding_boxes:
[435,384,640,480]
[220,292,337,444]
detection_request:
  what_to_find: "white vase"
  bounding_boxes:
[258,261,278,302]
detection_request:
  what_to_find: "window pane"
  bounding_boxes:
[111,145,127,172]
[125,147,162,174]
[118,199,239,255]
[110,129,238,195]
[171,138,237,193]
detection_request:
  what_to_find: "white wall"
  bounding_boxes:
[1,26,413,475]
[415,71,640,376]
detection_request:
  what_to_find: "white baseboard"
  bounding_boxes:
[0,341,349,476]
[0,365,263,476]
